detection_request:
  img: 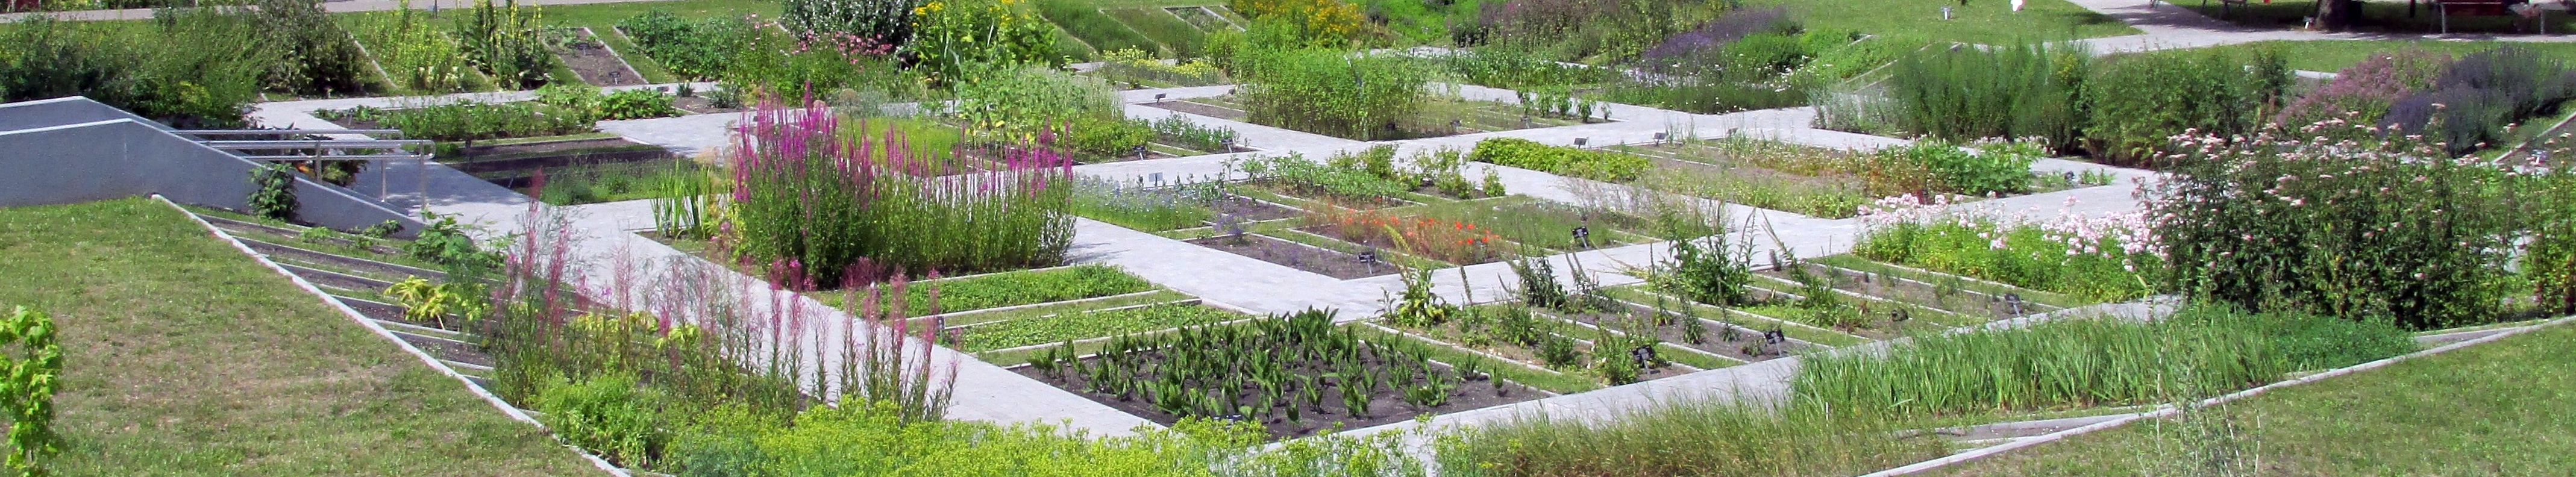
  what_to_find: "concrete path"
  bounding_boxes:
[2060,0,2576,55]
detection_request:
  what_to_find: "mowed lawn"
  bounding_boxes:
[1934,322,2576,476]
[0,198,594,476]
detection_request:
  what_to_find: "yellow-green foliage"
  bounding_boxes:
[1467,137,1649,182]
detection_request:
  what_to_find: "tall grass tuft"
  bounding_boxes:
[1434,399,1946,477]
[1793,317,2292,418]
[1887,41,2087,151]
[727,98,1073,288]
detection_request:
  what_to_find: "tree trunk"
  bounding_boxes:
[2316,0,2364,30]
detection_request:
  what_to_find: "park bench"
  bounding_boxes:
[2432,0,2549,33]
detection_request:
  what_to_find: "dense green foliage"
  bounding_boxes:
[617,11,749,80]
[1854,204,2160,303]
[909,264,1156,313]
[1235,49,1432,140]
[1467,137,1650,182]
[0,16,264,126]
[954,303,1242,351]
[1885,42,2087,151]
[1794,317,2293,417]
[453,0,561,90]
[247,164,298,223]
[1435,400,1943,477]
[2151,122,2524,329]
[0,306,61,477]
[2080,47,2291,167]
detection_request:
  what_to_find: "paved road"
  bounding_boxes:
[0,0,691,22]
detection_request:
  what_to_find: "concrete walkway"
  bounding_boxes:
[2061,0,2576,55]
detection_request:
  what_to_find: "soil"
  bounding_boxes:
[1212,195,1300,221]
[199,215,409,257]
[336,295,472,333]
[1240,180,1409,210]
[1761,262,2063,322]
[1544,303,1794,363]
[1141,100,1247,121]
[1015,348,1544,438]
[554,29,645,87]
[1188,234,1391,279]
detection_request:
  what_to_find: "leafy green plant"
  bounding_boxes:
[907,264,1155,313]
[452,0,560,90]
[1384,267,1458,328]
[598,89,680,119]
[1236,152,1414,203]
[1468,137,1650,182]
[1149,115,1238,152]
[0,306,62,477]
[906,0,1063,87]
[951,65,1124,142]
[783,0,920,43]
[248,164,297,222]
[536,373,668,468]
[1069,176,1225,232]
[1884,139,2039,196]
[617,11,749,80]
[1888,41,2088,151]
[405,212,502,278]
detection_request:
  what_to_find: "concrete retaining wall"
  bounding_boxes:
[0,97,422,235]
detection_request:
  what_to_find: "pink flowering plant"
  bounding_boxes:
[1853,193,2163,302]
[2148,120,2533,329]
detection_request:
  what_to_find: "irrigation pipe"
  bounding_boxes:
[1854,313,2576,477]
[160,195,635,477]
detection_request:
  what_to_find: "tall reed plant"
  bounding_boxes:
[1793,317,2291,417]
[1235,48,1433,141]
[726,99,1074,287]
[1887,42,2087,151]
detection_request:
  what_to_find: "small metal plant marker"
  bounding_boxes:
[1571,226,1592,249]
[2004,293,2025,318]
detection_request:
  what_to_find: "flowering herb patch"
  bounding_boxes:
[1853,195,2162,303]
[1619,137,2071,219]
[1300,207,1511,266]
[1015,310,1543,438]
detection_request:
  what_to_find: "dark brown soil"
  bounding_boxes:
[1015,348,1543,438]
[1212,195,1300,221]
[1188,234,1391,279]
[395,332,496,367]
[1141,100,1247,121]
[555,29,645,87]
[200,216,410,255]
[280,263,395,292]
[1762,262,2062,322]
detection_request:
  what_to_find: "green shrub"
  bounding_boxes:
[1062,117,1155,159]
[536,374,670,469]
[2381,45,2576,155]
[0,16,264,127]
[0,305,63,477]
[1885,139,2038,196]
[2151,121,2522,329]
[2081,47,2290,168]
[600,89,681,119]
[783,0,920,44]
[951,65,1123,141]
[906,0,1064,87]
[1466,137,1650,182]
[452,0,562,90]
[248,164,298,222]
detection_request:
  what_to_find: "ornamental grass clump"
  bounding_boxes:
[1792,317,2292,418]
[2151,120,2528,329]
[725,98,1073,288]
[1887,41,2087,151]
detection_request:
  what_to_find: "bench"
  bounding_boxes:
[2435,0,2546,34]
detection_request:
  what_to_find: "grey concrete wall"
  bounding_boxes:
[0,98,422,235]
[0,96,165,132]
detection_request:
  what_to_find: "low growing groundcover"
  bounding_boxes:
[0,198,591,474]
[1929,321,2576,476]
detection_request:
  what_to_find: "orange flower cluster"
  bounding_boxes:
[1315,207,1502,264]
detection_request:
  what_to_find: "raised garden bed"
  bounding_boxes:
[551,27,647,87]
[1142,95,1591,141]
[1615,139,2108,219]
[1186,233,1393,279]
[1012,311,1546,438]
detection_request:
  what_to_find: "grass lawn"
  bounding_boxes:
[0,198,594,476]
[1761,0,2142,45]
[2142,39,2576,72]
[1931,321,2576,476]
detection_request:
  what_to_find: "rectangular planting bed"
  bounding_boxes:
[1614,138,2105,219]
[1142,95,1593,140]
[1011,311,1546,438]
